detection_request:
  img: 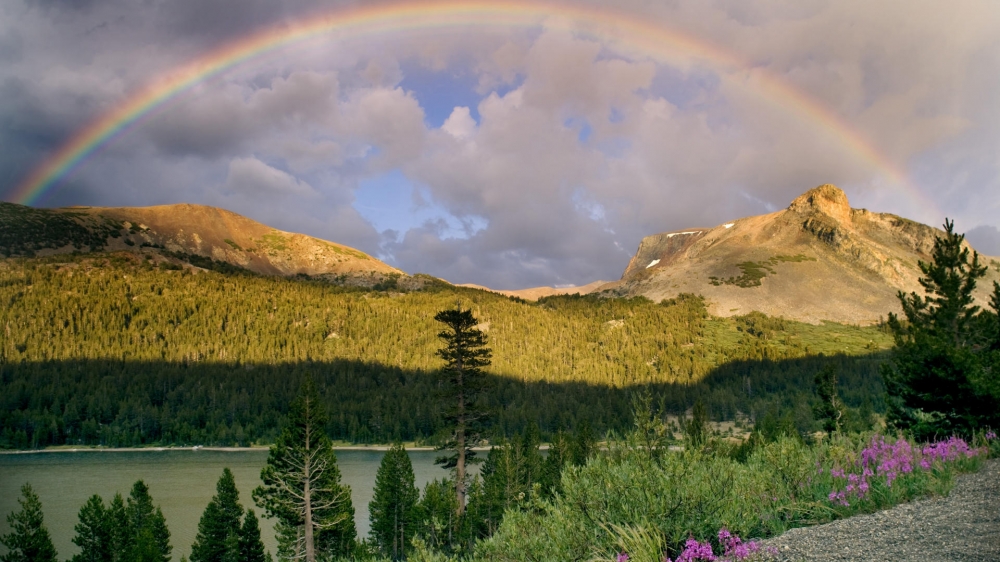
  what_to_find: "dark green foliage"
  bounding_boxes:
[0,256,892,449]
[568,419,596,466]
[234,510,267,562]
[474,438,529,538]
[813,364,843,433]
[368,443,420,560]
[709,255,816,287]
[538,432,571,497]
[190,468,243,562]
[71,495,111,562]
[161,251,251,276]
[253,377,355,561]
[884,219,999,439]
[107,494,129,562]
[434,308,493,516]
[125,480,172,562]
[0,204,120,256]
[684,399,708,447]
[735,311,787,340]
[0,483,58,562]
[415,479,457,552]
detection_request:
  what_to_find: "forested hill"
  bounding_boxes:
[0,201,399,281]
[0,253,892,448]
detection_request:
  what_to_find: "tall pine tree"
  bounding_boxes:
[433,308,492,517]
[813,364,843,434]
[234,510,268,562]
[368,443,420,560]
[191,468,243,562]
[125,480,172,562]
[253,376,355,562]
[884,219,998,438]
[71,495,111,562]
[0,484,58,562]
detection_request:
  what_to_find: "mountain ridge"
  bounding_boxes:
[602,184,1000,324]
[0,201,401,281]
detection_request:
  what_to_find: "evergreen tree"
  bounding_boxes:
[253,377,355,562]
[813,365,843,433]
[414,479,457,551]
[368,443,420,560]
[538,431,570,497]
[125,480,172,562]
[71,495,111,562]
[684,399,709,447]
[477,438,525,537]
[433,308,492,516]
[235,510,268,562]
[569,420,595,467]
[0,483,58,562]
[884,219,998,438]
[191,468,244,562]
[107,493,130,562]
[517,423,542,498]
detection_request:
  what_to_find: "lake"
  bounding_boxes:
[0,448,467,560]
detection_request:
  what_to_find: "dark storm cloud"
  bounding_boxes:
[967,226,1000,257]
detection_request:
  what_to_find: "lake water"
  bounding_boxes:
[0,449,465,560]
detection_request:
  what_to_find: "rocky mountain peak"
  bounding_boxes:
[788,184,852,223]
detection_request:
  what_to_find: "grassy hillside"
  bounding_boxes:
[0,253,893,448]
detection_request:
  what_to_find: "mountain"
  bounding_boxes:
[605,184,1000,324]
[0,202,400,280]
[456,279,612,301]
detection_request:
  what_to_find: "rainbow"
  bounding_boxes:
[7,0,926,210]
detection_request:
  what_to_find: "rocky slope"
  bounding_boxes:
[457,279,612,301]
[606,184,1000,324]
[0,202,401,280]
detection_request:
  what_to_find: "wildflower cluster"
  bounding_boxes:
[660,529,776,562]
[826,434,986,507]
[919,436,979,469]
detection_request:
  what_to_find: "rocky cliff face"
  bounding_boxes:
[608,185,1000,324]
[0,202,401,281]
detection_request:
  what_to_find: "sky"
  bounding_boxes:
[2,0,999,289]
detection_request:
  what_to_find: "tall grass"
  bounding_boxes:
[474,427,996,561]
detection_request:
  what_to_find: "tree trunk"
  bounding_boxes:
[304,400,315,562]
[456,361,466,517]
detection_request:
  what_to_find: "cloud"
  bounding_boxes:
[441,107,477,140]
[223,157,318,197]
[2,0,999,289]
[967,225,1000,257]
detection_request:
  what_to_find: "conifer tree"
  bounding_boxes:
[71,495,111,562]
[884,219,997,438]
[517,423,542,497]
[569,420,596,466]
[368,443,420,560]
[538,431,570,497]
[107,493,130,562]
[478,438,525,537]
[235,510,268,562]
[685,399,708,447]
[415,479,457,551]
[253,377,355,562]
[191,468,243,562]
[433,308,492,517]
[813,365,843,433]
[0,484,57,562]
[125,480,172,562]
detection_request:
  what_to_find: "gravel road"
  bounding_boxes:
[763,458,1000,561]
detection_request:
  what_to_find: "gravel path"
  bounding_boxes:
[763,458,1000,561]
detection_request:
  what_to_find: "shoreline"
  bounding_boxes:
[0,444,508,455]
